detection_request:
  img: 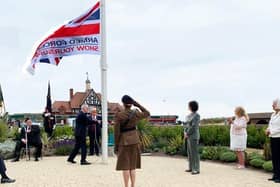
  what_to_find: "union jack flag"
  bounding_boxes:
[27,1,100,74]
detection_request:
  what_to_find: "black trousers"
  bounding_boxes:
[44,127,53,137]
[14,141,42,160]
[68,136,87,162]
[89,131,100,155]
[0,157,6,176]
[271,137,280,179]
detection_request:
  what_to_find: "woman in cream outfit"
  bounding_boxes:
[266,99,280,183]
[228,107,249,169]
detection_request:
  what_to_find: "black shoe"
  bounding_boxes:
[81,161,91,165]
[67,159,76,164]
[192,171,200,175]
[274,179,280,183]
[89,153,94,156]
[11,158,19,162]
[1,178,16,184]
[268,178,275,181]
[35,158,39,162]
[185,169,192,172]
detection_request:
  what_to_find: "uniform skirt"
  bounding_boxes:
[116,144,141,170]
[230,134,247,151]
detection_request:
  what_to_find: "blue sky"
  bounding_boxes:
[0,0,280,120]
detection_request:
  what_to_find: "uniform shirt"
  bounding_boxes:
[230,116,247,135]
[267,112,280,138]
[114,106,150,147]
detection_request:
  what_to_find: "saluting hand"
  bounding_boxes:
[133,101,140,107]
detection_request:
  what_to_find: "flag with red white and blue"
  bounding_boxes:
[26,1,100,74]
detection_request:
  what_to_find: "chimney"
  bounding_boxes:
[69,88,74,100]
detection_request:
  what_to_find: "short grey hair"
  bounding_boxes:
[273,98,280,109]
[81,104,89,110]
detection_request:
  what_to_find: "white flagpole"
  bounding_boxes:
[100,0,108,163]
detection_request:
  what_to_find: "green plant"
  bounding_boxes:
[263,140,271,161]
[247,125,267,148]
[220,152,237,162]
[250,158,265,168]
[248,152,264,161]
[53,139,75,156]
[41,132,49,145]
[7,127,20,140]
[54,145,73,155]
[165,135,184,155]
[200,125,230,146]
[262,161,273,172]
[108,125,114,133]
[137,119,153,152]
[0,120,8,142]
[152,137,169,150]
[53,125,74,139]
[201,146,219,160]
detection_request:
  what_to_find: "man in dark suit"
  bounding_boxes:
[88,107,102,156]
[12,118,42,162]
[0,157,15,183]
[68,104,93,165]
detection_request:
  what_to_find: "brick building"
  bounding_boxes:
[52,77,122,124]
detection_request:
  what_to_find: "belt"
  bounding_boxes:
[120,127,136,133]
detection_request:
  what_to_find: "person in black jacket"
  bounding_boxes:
[88,107,102,156]
[12,118,42,162]
[0,157,15,183]
[42,108,56,137]
[67,104,93,165]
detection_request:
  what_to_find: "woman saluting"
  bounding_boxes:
[114,95,150,187]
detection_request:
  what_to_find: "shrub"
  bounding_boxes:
[164,135,184,155]
[54,145,73,155]
[53,125,74,139]
[108,125,114,133]
[151,137,169,150]
[262,161,273,172]
[247,125,267,148]
[199,124,267,149]
[248,152,264,161]
[263,140,271,161]
[0,120,8,142]
[137,119,153,152]
[7,127,20,140]
[220,152,237,162]
[53,138,75,156]
[250,158,265,168]
[163,146,177,155]
[201,146,219,160]
[200,125,230,146]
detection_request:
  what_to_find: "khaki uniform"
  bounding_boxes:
[114,105,150,170]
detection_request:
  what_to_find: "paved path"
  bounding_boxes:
[4,156,277,187]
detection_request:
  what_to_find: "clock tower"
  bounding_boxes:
[85,72,91,91]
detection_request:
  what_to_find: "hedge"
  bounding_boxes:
[263,161,273,172]
[147,124,268,154]
[52,125,74,139]
[220,152,237,162]
[250,158,265,168]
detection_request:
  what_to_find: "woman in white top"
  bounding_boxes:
[266,99,280,183]
[228,107,249,169]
